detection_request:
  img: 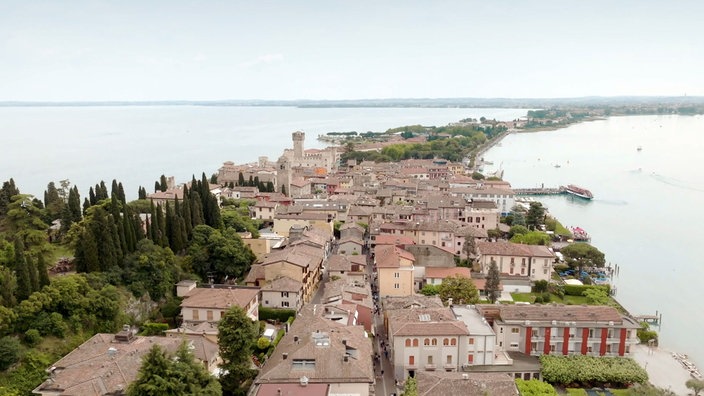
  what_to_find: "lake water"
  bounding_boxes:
[482,115,704,367]
[0,106,527,200]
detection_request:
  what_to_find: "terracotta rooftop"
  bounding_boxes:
[256,383,329,396]
[481,304,625,325]
[416,371,519,396]
[261,276,303,293]
[33,333,191,396]
[255,306,373,385]
[181,287,259,310]
[374,245,415,268]
[387,307,469,337]
[425,267,472,279]
[476,240,554,258]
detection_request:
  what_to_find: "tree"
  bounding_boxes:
[437,275,479,305]
[485,259,501,303]
[0,336,20,371]
[218,306,258,395]
[402,376,417,396]
[419,284,439,296]
[188,225,256,283]
[13,239,32,302]
[510,231,551,245]
[508,225,529,239]
[686,379,704,396]
[462,236,476,258]
[127,344,180,396]
[525,201,546,230]
[560,243,606,278]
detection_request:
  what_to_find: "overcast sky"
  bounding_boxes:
[1,0,702,101]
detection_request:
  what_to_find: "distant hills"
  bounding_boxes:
[2,96,704,108]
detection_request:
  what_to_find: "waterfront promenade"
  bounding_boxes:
[631,344,693,395]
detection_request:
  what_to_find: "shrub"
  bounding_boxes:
[258,307,296,323]
[534,296,544,304]
[541,292,552,303]
[23,329,41,347]
[533,280,549,293]
[540,355,648,386]
[272,329,285,347]
[140,322,169,336]
[257,337,271,350]
[515,378,558,395]
[563,284,610,297]
[0,336,21,371]
[637,322,658,344]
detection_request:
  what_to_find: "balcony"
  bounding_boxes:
[443,363,456,370]
[424,364,436,370]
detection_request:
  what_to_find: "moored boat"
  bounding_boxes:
[564,184,594,200]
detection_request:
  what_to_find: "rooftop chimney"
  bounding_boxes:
[282,353,288,360]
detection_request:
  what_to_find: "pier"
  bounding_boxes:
[513,186,566,196]
[634,311,662,326]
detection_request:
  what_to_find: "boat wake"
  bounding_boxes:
[650,173,704,193]
[594,199,628,206]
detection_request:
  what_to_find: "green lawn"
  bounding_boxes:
[510,292,593,306]
[47,243,73,263]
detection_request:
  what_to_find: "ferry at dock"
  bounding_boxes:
[563,184,594,200]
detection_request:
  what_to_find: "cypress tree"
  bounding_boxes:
[190,192,204,227]
[165,201,175,250]
[37,254,50,289]
[118,182,126,204]
[149,201,157,242]
[266,181,274,192]
[111,179,119,200]
[248,175,254,187]
[181,191,193,238]
[83,197,91,214]
[89,186,97,206]
[13,239,32,301]
[138,186,147,200]
[110,215,124,266]
[154,181,161,193]
[81,229,100,272]
[98,181,108,200]
[159,175,168,192]
[69,186,82,223]
[238,172,245,186]
[26,255,39,293]
[156,204,168,247]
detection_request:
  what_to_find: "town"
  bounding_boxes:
[1,129,698,396]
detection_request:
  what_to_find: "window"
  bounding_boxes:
[510,342,519,349]
[468,338,475,345]
[550,344,556,352]
[500,327,503,334]
[443,338,449,346]
[424,338,430,346]
[427,356,433,364]
[446,355,452,364]
[206,310,213,321]
[192,310,199,320]
[406,339,412,347]
[394,272,400,278]
[468,354,474,364]
[281,292,289,298]
[450,338,457,346]
[589,329,595,338]
[292,359,316,369]
[282,301,290,307]
[432,338,438,346]
[394,283,400,289]
[413,339,419,347]
[409,355,415,365]
[532,329,539,338]
[512,327,520,334]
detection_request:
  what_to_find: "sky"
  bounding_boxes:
[1,0,703,101]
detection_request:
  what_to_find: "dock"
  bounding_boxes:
[634,311,662,326]
[513,186,566,196]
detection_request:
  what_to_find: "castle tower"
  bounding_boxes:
[292,131,305,159]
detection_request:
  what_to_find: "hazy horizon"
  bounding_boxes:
[2,1,703,101]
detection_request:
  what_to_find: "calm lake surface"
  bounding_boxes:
[0,106,526,199]
[483,115,704,366]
